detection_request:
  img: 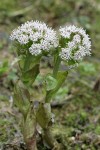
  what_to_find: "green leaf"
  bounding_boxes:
[23,53,41,72]
[17,55,26,70]
[21,64,39,86]
[36,103,52,128]
[45,74,57,91]
[21,108,36,140]
[45,71,68,102]
[19,53,41,86]
[13,80,30,117]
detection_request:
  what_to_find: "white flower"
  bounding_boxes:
[29,44,42,56]
[10,20,59,55]
[59,25,91,61]
[68,41,77,49]
[59,48,71,60]
[73,34,81,43]
[59,28,70,38]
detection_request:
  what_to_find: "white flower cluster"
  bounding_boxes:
[10,20,59,56]
[59,25,91,61]
[10,22,91,62]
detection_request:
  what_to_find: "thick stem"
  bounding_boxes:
[22,108,38,150]
[25,136,38,150]
[53,54,61,78]
[43,127,55,148]
[43,127,63,150]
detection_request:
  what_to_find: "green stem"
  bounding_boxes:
[43,127,55,148]
[22,107,38,150]
[43,125,63,150]
[53,55,61,78]
[25,135,38,150]
[36,102,63,149]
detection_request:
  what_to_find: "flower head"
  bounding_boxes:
[10,20,58,56]
[59,25,91,62]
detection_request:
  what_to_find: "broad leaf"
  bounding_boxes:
[23,53,41,72]
[45,74,57,91]
[13,80,30,117]
[36,103,52,128]
[45,71,68,102]
[21,108,36,140]
[21,64,39,86]
[20,53,41,86]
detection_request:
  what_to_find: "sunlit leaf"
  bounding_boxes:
[45,74,57,91]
